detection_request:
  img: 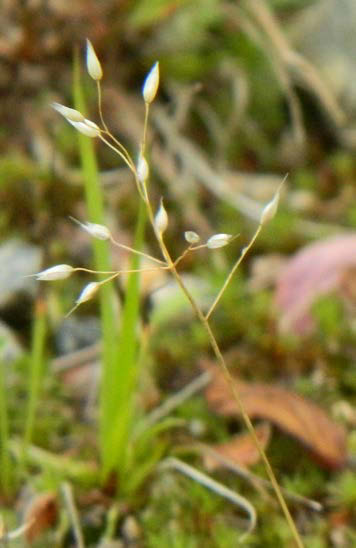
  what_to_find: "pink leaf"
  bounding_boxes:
[275,233,356,334]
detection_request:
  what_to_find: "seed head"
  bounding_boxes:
[83,222,111,240]
[69,217,111,240]
[143,62,159,104]
[52,103,85,123]
[184,231,200,244]
[137,153,149,184]
[69,119,100,138]
[35,264,74,281]
[206,234,232,249]
[154,198,168,236]
[260,188,280,226]
[86,39,103,81]
[76,282,100,305]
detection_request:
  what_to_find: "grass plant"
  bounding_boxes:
[22,299,47,457]
[37,41,305,545]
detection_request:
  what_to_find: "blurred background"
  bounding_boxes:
[0,0,356,546]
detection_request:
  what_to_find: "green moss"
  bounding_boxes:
[312,295,345,338]
[328,151,355,179]
[346,205,356,228]
[293,168,317,191]
[329,470,356,509]
[143,471,251,547]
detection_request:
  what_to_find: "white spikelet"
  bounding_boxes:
[206,234,232,249]
[69,217,110,240]
[86,39,103,81]
[143,62,159,104]
[52,103,85,122]
[137,154,149,184]
[260,188,281,226]
[35,264,74,281]
[76,282,100,305]
[84,222,111,240]
[184,231,200,244]
[154,198,168,236]
[69,119,100,138]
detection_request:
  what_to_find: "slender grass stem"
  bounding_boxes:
[173,245,193,267]
[109,237,165,265]
[97,80,136,171]
[73,268,118,275]
[101,130,135,170]
[142,103,150,155]
[96,81,109,134]
[205,224,262,320]
[75,265,168,276]
[99,134,134,172]
[98,133,147,201]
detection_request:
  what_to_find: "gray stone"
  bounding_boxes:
[0,239,42,309]
[0,320,24,363]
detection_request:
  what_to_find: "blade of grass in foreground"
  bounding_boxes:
[22,298,47,463]
[73,53,119,481]
[73,53,144,485]
[111,199,145,485]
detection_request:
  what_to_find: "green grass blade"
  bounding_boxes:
[108,200,146,482]
[73,53,145,486]
[23,299,47,457]
[73,53,121,478]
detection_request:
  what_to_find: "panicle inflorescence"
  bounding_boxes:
[45,39,282,318]
[39,38,300,546]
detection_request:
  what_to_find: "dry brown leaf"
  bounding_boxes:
[203,423,271,471]
[275,233,356,334]
[24,492,57,543]
[202,362,347,469]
